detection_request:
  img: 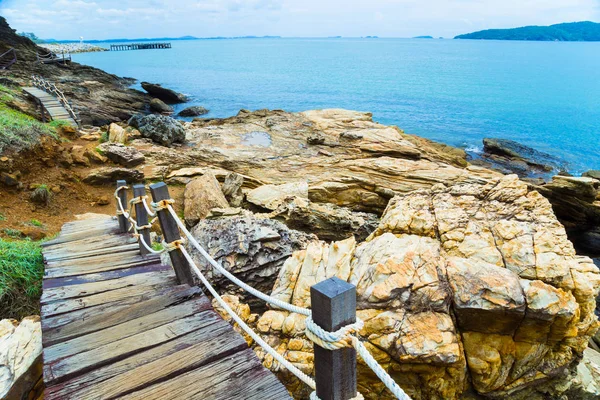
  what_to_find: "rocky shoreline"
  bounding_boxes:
[1,15,600,400]
[40,43,107,54]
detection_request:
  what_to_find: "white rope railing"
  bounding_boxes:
[114,186,411,400]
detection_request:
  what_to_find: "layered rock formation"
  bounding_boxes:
[216,176,600,399]
[0,316,43,399]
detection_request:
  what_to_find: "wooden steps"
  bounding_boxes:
[41,215,292,400]
[22,86,78,127]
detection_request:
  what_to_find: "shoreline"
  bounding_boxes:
[40,43,107,54]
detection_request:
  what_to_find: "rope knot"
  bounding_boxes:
[151,199,175,212]
[162,238,186,253]
[130,195,148,206]
[305,316,364,351]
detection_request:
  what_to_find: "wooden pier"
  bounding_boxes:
[110,42,172,51]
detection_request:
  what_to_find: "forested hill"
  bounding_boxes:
[455,21,600,41]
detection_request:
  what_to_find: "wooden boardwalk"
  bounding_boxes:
[22,86,78,127]
[40,215,291,400]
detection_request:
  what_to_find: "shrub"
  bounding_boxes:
[0,101,56,154]
[29,219,43,227]
[99,131,109,143]
[2,228,22,239]
[30,185,51,206]
[0,238,44,319]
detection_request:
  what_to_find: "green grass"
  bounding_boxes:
[152,242,164,251]
[2,228,23,239]
[0,238,44,319]
[0,213,5,222]
[29,219,43,227]
[49,120,71,129]
[0,84,58,154]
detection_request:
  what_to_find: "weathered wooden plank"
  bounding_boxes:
[43,285,202,345]
[41,269,174,304]
[42,225,121,246]
[43,263,170,289]
[43,233,137,257]
[44,296,211,365]
[41,279,183,330]
[41,278,176,319]
[44,254,161,279]
[44,305,215,385]
[45,316,244,400]
[44,243,140,262]
[120,348,291,400]
[45,249,144,269]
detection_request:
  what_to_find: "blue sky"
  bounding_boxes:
[1,0,599,40]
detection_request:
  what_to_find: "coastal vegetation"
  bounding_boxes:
[455,21,600,41]
[0,84,56,154]
[0,238,44,320]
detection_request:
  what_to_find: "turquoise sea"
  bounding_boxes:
[72,38,600,174]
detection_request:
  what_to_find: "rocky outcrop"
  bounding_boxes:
[187,212,316,309]
[533,176,600,257]
[149,98,173,114]
[0,316,43,400]
[247,182,309,210]
[83,167,144,185]
[179,106,209,117]
[98,143,145,167]
[128,114,186,147]
[221,172,244,207]
[246,175,600,399]
[476,138,567,178]
[267,196,379,242]
[141,82,188,103]
[183,172,229,227]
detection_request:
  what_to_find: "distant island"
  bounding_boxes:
[455,21,600,41]
[20,33,281,44]
[413,36,434,39]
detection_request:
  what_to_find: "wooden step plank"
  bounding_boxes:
[45,316,243,400]
[41,269,174,304]
[43,285,202,345]
[44,252,161,278]
[44,243,140,262]
[43,296,211,365]
[43,233,137,257]
[45,248,142,269]
[120,348,291,400]
[42,225,120,246]
[41,278,176,319]
[43,305,215,385]
[41,278,184,330]
[43,262,169,290]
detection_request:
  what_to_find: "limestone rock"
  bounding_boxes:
[128,114,185,147]
[582,170,600,180]
[268,196,379,242]
[0,316,42,399]
[141,82,188,103]
[98,143,145,167]
[187,213,316,308]
[183,172,229,227]
[179,106,209,117]
[84,148,107,164]
[70,145,90,166]
[253,175,600,399]
[247,182,309,210]
[83,167,144,185]
[565,348,600,399]
[107,123,128,144]
[221,172,244,207]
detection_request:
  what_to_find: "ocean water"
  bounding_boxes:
[72,38,600,174]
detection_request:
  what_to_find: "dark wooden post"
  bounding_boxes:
[116,180,130,233]
[310,277,358,400]
[149,182,194,285]
[133,184,152,256]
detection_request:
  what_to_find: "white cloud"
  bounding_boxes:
[0,0,598,39]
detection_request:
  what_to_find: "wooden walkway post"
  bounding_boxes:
[149,182,194,285]
[310,277,358,400]
[133,184,152,256]
[116,180,130,233]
